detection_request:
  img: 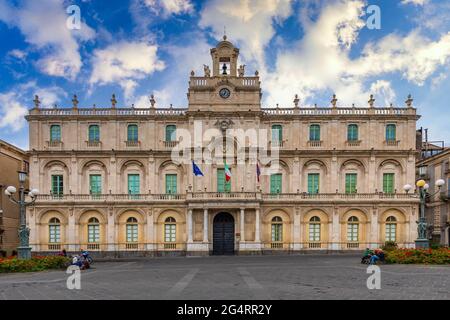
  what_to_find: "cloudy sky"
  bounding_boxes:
[0,0,449,150]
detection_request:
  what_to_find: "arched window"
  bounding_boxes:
[309,124,321,141]
[88,125,100,142]
[309,216,321,241]
[347,124,358,141]
[386,124,396,141]
[347,216,359,242]
[88,217,100,243]
[127,124,138,142]
[49,218,61,243]
[165,125,176,142]
[164,217,176,243]
[271,125,282,143]
[50,125,61,142]
[271,216,283,242]
[126,217,138,243]
[385,216,397,242]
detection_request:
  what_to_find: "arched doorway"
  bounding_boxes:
[213,212,235,255]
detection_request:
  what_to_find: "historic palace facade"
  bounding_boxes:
[26,38,420,255]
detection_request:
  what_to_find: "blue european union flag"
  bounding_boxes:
[192,161,204,176]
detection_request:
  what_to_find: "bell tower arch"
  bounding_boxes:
[211,35,239,77]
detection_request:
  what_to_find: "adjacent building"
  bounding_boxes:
[26,38,420,255]
[0,140,29,256]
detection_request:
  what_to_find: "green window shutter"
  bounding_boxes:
[165,224,176,242]
[347,124,358,141]
[51,175,63,196]
[383,173,395,193]
[89,175,102,195]
[308,173,319,194]
[270,174,282,194]
[49,224,60,243]
[128,174,140,195]
[89,125,100,142]
[88,224,100,243]
[271,125,282,142]
[50,125,61,142]
[386,124,396,141]
[345,173,357,194]
[126,224,138,242]
[127,125,138,142]
[165,125,176,142]
[271,224,282,242]
[309,124,320,141]
[165,174,177,194]
[217,169,231,193]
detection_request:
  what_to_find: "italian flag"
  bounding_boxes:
[224,163,232,182]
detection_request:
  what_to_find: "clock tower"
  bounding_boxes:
[187,36,262,112]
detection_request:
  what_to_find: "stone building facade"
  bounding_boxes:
[0,140,29,256]
[26,38,420,255]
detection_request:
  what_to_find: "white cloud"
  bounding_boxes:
[144,0,193,16]
[8,49,28,60]
[89,41,165,100]
[199,0,292,68]
[369,80,396,106]
[0,82,66,131]
[0,0,95,79]
[401,0,428,5]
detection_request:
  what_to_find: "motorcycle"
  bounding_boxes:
[81,250,94,264]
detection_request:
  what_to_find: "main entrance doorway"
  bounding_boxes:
[213,212,235,255]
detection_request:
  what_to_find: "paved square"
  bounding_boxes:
[0,254,449,300]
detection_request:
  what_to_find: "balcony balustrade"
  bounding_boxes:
[346,140,361,147]
[308,140,322,147]
[385,140,400,147]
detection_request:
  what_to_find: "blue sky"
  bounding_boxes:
[0,0,449,150]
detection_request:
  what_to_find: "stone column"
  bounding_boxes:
[255,208,261,243]
[67,207,76,252]
[240,208,245,242]
[203,208,208,242]
[107,208,115,251]
[331,207,340,250]
[293,208,301,250]
[370,206,379,249]
[187,209,193,243]
[146,209,155,251]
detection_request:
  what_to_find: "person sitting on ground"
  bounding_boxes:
[361,247,373,263]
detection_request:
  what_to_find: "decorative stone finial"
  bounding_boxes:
[111,94,117,108]
[33,95,40,109]
[72,94,79,109]
[331,94,337,108]
[93,104,96,109]
[190,70,195,76]
[293,94,300,108]
[255,70,259,76]
[405,94,413,107]
[150,94,156,108]
[368,94,375,108]
[131,104,135,109]
[170,104,173,109]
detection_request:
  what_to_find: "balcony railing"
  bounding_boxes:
[346,140,361,147]
[46,140,62,148]
[86,140,101,148]
[308,140,322,147]
[270,140,284,148]
[164,140,179,148]
[125,140,140,147]
[385,140,400,147]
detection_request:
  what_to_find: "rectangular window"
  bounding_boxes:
[49,225,60,243]
[386,224,396,242]
[271,224,282,242]
[383,173,395,193]
[165,125,176,142]
[89,174,102,195]
[126,224,138,243]
[270,174,282,194]
[347,124,358,141]
[309,224,320,242]
[271,125,282,142]
[165,224,176,242]
[309,124,321,141]
[386,124,396,141]
[88,225,100,243]
[127,124,138,142]
[347,224,359,241]
[51,175,63,196]
[89,125,100,142]
[345,173,357,194]
[127,174,140,195]
[50,125,61,142]
[165,174,177,194]
[217,169,231,193]
[307,173,319,194]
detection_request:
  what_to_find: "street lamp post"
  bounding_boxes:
[4,171,39,260]
[405,179,445,249]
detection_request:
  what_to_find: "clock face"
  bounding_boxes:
[219,88,231,99]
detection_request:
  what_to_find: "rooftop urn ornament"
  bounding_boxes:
[150,94,156,108]
[190,70,195,76]
[368,94,375,108]
[255,70,259,76]
[331,94,337,108]
[203,65,211,77]
[111,94,117,109]
[405,94,413,108]
[293,94,300,108]
[72,94,79,110]
[33,95,40,109]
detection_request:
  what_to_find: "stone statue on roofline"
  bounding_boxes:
[238,64,246,77]
[203,65,211,77]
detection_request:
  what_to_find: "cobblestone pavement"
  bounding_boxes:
[0,254,449,300]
